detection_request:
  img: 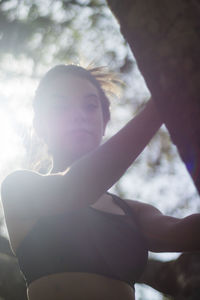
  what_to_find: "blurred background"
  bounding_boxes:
[0,0,199,299]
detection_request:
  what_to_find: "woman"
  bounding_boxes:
[1,64,200,300]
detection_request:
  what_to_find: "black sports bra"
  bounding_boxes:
[16,193,148,288]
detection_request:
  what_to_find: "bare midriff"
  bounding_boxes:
[27,272,135,300]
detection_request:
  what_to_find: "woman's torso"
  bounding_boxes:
[6,193,147,300]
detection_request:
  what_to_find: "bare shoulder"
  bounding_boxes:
[2,169,40,185]
[1,170,41,202]
[123,199,141,213]
[124,198,152,211]
[1,169,75,217]
[1,170,43,215]
[124,198,163,218]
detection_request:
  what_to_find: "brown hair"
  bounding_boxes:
[33,64,120,125]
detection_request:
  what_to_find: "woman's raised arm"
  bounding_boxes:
[66,98,162,205]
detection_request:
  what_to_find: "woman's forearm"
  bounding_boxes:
[146,213,200,253]
[64,98,163,206]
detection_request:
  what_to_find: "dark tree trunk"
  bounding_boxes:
[107,0,200,194]
[0,236,27,300]
[137,252,200,300]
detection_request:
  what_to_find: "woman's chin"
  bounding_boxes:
[64,137,98,154]
[70,144,95,158]
[63,143,96,159]
[50,137,99,164]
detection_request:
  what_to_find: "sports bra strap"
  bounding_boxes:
[107,191,137,225]
[108,192,135,218]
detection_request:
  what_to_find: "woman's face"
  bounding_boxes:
[39,74,106,159]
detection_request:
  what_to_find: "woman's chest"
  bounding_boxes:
[7,193,124,253]
[17,210,148,284]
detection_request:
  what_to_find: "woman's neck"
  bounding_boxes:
[51,151,85,173]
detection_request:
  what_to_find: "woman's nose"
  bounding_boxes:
[67,106,87,124]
